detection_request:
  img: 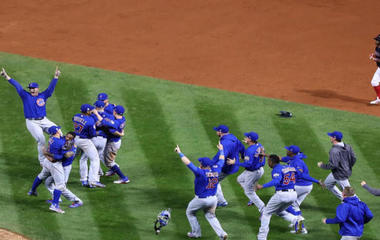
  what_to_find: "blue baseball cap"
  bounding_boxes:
[213,125,229,133]
[327,131,343,141]
[285,145,300,154]
[97,93,108,101]
[48,125,61,135]
[114,105,125,115]
[94,100,105,108]
[198,157,214,167]
[80,104,95,113]
[244,131,259,141]
[28,82,39,88]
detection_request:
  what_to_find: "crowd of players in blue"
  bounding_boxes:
[1,67,130,214]
[0,66,377,239]
[175,124,374,240]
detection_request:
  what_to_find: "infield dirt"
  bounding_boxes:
[0,0,379,115]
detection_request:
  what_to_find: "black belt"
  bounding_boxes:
[277,189,294,192]
[27,117,44,120]
[79,136,90,139]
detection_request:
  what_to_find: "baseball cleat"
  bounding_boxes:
[49,204,65,214]
[69,201,83,208]
[81,180,89,187]
[27,190,38,196]
[187,232,201,238]
[90,181,106,188]
[370,98,380,104]
[113,177,130,184]
[105,170,116,176]
[292,220,303,234]
[98,170,104,176]
[220,234,228,240]
[247,200,253,206]
[217,201,228,207]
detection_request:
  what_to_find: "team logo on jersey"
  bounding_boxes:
[36,98,45,107]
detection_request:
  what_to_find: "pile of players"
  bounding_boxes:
[175,124,374,240]
[1,67,129,214]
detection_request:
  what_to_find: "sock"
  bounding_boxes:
[53,189,62,205]
[111,165,127,180]
[31,177,42,192]
[374,86,380,98]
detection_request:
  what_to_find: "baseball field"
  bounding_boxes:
[0,52,380,240]
[1,0,380,240]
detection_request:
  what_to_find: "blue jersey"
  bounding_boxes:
[104,103,115,115]
[239,143,265,171]
[213,133,245,175]
[263,164,297,191]
[62,146,77,167]
[47,136,65,161]
[288,154,319,186]
[326,196,373,237]
[91,111,111,138]
[9,78,58,118]
[187,158,224,198]
[102,115,126,142]
[72,113,96,139]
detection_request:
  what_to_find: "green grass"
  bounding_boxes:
[0,51,380,240]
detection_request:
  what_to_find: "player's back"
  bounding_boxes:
[72,113,96,138]
[275,164,297,191]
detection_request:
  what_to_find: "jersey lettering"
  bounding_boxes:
[283,172,296,185]
[206,177,218,189]
[74,122,84,133]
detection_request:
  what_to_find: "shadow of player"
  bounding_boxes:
[297,89,370,105]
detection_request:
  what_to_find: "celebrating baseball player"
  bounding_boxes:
[97,92,115,115]
[227,131,265,212]
[79,100,109,181]
[369,34,380,104]
[73,104,105,188]
[44,131,83,208]
[281,145,324,234]
[212,125,245,207]
[175,143,228,240]
[28,126,82,214]
[101,105,130,184]
[322,187,373,240]
[256,154,305,240]
[1,67,60,166]
[318,131,356,200]
[361,180,380,196]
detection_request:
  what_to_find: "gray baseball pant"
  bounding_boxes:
[341,236,360,240]
[216,172,228,204]
[25,117,56,165]
[237,167,265,212]
[186,195,227,238]
[292,185,313,212]
[79,136,107,181]
[257,190,298,240]
[324,173,351,200]
[75,136,100,184]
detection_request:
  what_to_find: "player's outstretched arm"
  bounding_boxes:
[361,181,380,196]
[175,145,191,165]
[54,66,61,79]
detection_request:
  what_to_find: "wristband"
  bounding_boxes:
[179,153,185,158]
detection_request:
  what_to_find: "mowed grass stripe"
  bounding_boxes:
[123,88,194,239]
[271,115,339,238]
[0,70,64,240]
[54,75,141,240]
[194,95,259,236]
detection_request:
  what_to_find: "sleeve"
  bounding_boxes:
[8,79,26,96]
[363,203,374,224]
[298,171,320,184]
[239,148,253,168]
[363,184,380,196]
[325,204,348,224]
[42,78,58,98]
[349,146,357,167]
[263,170,282,188]
[50,142,64,160]
[320,149,340,170]
[187,162,202,176]
[238,140,245,160]
[281,156,291,163]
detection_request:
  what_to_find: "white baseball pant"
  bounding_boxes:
[216,172,228,204]
[237,167,265,212]
[341,236,360,240]
[186,195,227,238]
[75,136,100,184]
[291,184,313,212]
[79,136,107,181]
[370,67,380,87]
[257,190,298,240]
[324,173,351,200]
[45,164,81,202]
[25,117,56,165]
